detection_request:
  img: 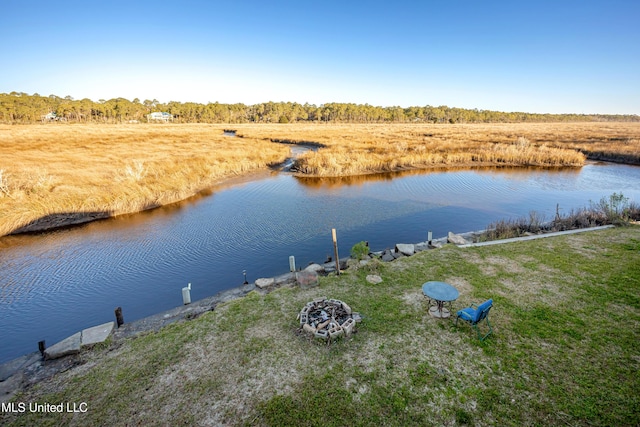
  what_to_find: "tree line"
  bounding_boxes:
[1,92,638,124]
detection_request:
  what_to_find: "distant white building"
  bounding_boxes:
[146,112,173,122]
[41,112,58,122]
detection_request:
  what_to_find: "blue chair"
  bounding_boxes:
[455,299,493,341]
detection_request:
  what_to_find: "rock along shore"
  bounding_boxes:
[0,224,615,402]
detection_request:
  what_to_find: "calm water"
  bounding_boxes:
[1,162,639,363]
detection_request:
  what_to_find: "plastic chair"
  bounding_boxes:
[455,299,493,341]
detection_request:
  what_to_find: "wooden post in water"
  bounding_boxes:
[38,340,46,357]
[332,228,340,275]
[115,307,124,328]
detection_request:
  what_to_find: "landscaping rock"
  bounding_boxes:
[255,277,275,289]
[381,250,395,262]
[81,322,114,347]
[395,243,415,256]
[323,262,336,273]
[304,263,324,273]
[274,272,296,285]
[44,332,81,360]
[296,270,319,289]
[415,242,429,252]
[447,232,468,245]
[366,274,383,284]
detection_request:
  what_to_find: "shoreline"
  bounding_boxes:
[2,159,629,238]
[3,122,638,237]
[0,223,621,403]
[1,225,637,425]
[2,167,278,237]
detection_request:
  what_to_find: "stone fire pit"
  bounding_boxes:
[298,298,361,341]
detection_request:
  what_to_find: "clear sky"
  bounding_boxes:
[2,0,639,114]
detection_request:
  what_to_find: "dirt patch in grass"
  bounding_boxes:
[483,255,528,274]
[401,290,424,312]
[443,276,474,298]
[459,251,498,276]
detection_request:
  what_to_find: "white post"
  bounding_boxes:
[332,228,340,275]
[182,283,192,305]
[428,231,433,245]
[289,255,296,272]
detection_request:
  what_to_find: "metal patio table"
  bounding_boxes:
[422,281,460,318]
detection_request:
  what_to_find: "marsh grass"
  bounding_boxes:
[2,226,638,426]
[233,122,640,176]
[0,124,290,235]
[2,122,639,236]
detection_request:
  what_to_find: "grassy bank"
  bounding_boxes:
[0,124,290,236]
[233,122,640,175]
[1,122,639,236]
[3,226,639,426]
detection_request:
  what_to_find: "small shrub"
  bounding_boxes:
[590,192,630,223]
[527,210,545,233]
[627,201,640,221]
[350,241,370,260]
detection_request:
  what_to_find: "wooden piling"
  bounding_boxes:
[38,340,46,356]
[115,307,124,328]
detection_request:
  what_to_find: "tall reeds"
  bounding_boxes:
[0,124,290,235]
[479,193,640,241]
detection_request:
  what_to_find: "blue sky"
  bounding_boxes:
[2,0,639,114]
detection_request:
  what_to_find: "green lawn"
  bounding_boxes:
[3,226,639,426]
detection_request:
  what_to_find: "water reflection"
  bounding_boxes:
[294,165,583,190]
[1,162,639,363]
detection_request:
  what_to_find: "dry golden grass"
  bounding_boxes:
[232,122,640,176]
[1,122,639,236]
[0,124,290,236]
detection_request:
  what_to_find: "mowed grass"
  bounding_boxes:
[3,226,639,426]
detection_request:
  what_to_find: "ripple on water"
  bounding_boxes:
[1,163,639,363]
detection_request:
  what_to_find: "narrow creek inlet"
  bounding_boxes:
[1,161,639,363]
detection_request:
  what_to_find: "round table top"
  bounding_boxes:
[422,281,459,302]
